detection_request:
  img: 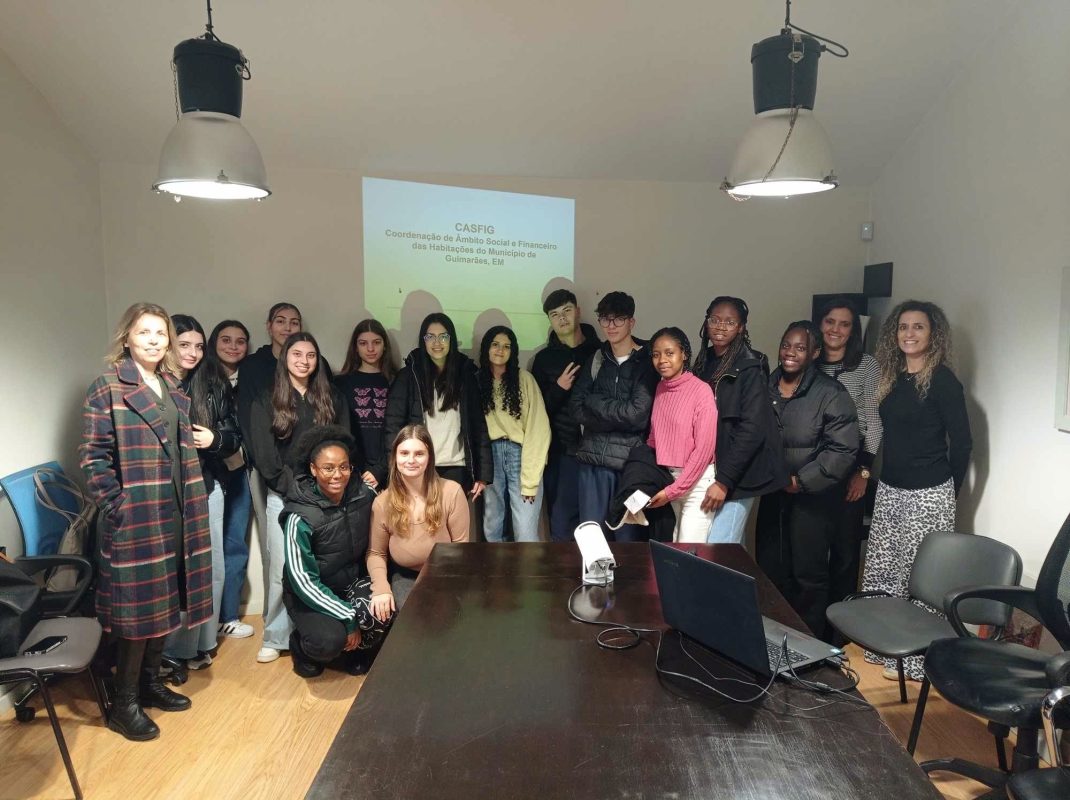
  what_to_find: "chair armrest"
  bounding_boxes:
[842,590,893,602]
[942,585,1040,638]
[16,555,94,576]
[15,555,94,616]
[1046,651,1070,686]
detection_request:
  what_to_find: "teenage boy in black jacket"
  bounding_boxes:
[568,291,658,541]
[531,289,601,541]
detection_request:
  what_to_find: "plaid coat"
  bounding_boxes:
[79,358,213,638]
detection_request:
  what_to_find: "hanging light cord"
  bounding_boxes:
[783,0,849,58]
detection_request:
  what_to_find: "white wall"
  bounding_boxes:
[0,49,107,557]
[867,0,1070,580]
[99,164,871,364]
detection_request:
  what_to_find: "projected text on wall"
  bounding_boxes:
[363,177,575,350]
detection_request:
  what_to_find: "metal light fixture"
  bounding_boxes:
[722,0,847,199]
[153,1,270,201]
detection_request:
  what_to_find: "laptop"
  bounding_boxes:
[650,541,842,677]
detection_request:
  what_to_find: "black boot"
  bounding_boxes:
[109,638,160,741]
[140,636,192,711]
[289,632,324,679]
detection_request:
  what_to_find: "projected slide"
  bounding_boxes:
[363,177,575,350]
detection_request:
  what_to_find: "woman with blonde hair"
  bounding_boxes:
[80,302,212,741]
[368,424,470,620]
[862,300,972,680]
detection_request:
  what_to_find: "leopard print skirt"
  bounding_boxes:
[861,478,956,679]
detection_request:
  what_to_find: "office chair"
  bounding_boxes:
[0,564,107,800]
[825,531,1021,750]
[912,511,1070,798]
[1,462,95,615]
[1006,686,1070,800]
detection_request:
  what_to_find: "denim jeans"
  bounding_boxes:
[578,463,643,542]
[261,490,295,650]
[706,496,756,544]
[219,467,251,624]
[484,439,543,542]
[544,453,581,542]
[164,483,225,658]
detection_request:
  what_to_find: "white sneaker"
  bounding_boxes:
[257,647,280,663]
[218,620,255,639]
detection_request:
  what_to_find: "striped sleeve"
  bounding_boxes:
[283,513,356,632]
[856,354,883,461]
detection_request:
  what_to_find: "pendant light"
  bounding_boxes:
[722,0,847,199]
[152,1,270,200]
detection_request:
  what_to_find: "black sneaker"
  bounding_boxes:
[289,633,324,678]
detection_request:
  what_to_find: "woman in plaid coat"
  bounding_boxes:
[80,302,213,742]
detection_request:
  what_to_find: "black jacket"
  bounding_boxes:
[235,345,277,456]
[606,444,676,542]
[281,473,373,597]
[569,339,658,472]
[767,366,859,494]
[530,323,601,456]
[698,344,789,499]
[247,386,350,497]
[236,345,333,467]
[384,349,493,485]
[184,376,242,494]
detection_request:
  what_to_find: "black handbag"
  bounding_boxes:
[0,559,41,657]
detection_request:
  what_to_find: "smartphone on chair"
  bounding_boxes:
[23,635,68,655]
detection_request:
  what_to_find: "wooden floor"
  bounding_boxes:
[2,627,1011,799]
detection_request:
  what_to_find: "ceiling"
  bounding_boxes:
[0,1,1021,187]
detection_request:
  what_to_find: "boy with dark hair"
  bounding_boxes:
[531,289,601,540]
[567,291,657,540]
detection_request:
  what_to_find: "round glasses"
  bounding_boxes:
[423,333,451,344]
[314,464,354,477]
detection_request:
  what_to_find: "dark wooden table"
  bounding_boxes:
[307,543,940,799]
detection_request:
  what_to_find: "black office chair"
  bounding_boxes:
[912,511,1070,798]
[825,531,1021,746]
[1006,686,1070,800]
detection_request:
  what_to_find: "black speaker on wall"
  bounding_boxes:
[864,262,893,297]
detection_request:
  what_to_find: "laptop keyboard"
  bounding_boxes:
[766,639,809,668]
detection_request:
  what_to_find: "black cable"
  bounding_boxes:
[566,584,659,651]
[782,0,849,58]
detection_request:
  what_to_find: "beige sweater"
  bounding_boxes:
[484,369,551,495]
[367,479,470,596]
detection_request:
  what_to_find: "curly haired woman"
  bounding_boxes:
[861,300,972,680]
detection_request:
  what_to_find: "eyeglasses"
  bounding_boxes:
[314,464,353,476]
[423,333,451,344]
[706,317,740,329]
[597,315,630,328]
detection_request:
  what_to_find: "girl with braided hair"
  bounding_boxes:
[862,300,971,680]
[645,327,719,543]
[693,297,788,544]
[478,326,551,542]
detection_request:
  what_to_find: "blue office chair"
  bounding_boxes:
[0,461,83,557]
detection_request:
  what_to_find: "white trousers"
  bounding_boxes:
[670,464,717,544]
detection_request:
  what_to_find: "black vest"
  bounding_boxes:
[281,474,373,594]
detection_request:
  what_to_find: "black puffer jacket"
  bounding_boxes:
[185,377,242,494]
[569,339,658,472]
[530,323,601,456]
[767,366,859,493]
[697,344,789,499]
[281,473,373,596]
[384,349,493,485]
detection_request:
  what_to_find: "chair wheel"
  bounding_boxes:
[15,706,36,722]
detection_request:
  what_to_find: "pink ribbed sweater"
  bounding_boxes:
[647,371,718,501]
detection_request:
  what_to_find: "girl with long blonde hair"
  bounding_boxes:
[367,424,470,620]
